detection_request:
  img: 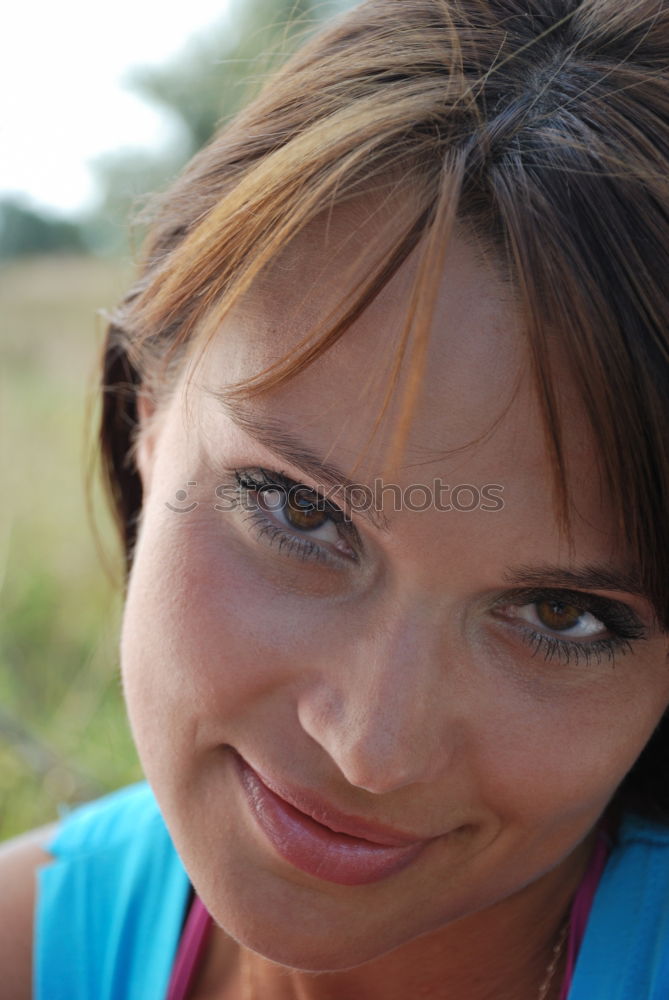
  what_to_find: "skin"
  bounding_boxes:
[0,824,58,1000]
[121,210,669,1000]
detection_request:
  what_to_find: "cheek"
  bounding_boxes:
[120,504,332,764]
[468,671,669,835]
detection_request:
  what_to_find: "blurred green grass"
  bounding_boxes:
[0,254,144,840]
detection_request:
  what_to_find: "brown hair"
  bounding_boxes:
[100,0,669,817]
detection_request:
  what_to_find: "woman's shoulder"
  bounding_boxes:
[43,779,164,858]
[616,811,669,850]
[0,783,157,1000]
[32,781,192,1000]
[0,821,60,1000]
[0,781,189,1000]
[569,811,669,1000]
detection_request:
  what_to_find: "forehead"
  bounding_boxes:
[203,206,525,449]
[187,205,620,583]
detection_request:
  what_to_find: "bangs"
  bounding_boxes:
[102,0,669,638]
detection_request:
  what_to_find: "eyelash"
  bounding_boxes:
[519,627,631,668]
[232,467,647,667]
[492,588,646,668]
[232,467,358,567]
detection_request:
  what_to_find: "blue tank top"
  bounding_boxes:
[34,782,190,1000]
[33,781,669,998]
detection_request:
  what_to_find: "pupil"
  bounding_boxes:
[286,489,328,531]
[536,600,582,631]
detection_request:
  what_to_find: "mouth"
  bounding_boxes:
[232,751,430,886]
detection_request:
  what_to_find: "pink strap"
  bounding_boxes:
[559,829,611,999]
[166,830,610,1000]
[165,894,214,1000]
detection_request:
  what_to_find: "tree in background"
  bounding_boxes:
[130,0,350,155]
[0,199,87,258]
[90,0,355,252]
[0,0,354,259]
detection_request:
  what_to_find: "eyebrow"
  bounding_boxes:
[210,396,655,609]
[502,564,650,604]
[212,395,391,531]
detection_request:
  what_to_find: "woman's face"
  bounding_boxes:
[121,217,669,970]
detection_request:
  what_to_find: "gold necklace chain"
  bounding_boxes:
[536,917,570,1000]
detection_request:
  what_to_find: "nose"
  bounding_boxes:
[296,609,455,795]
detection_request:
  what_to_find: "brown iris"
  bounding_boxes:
[535,600,583,632]
[265,486,329,532]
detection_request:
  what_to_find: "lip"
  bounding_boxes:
[233,752,430,886]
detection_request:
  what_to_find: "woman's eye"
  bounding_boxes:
[256,484,343,546]
[492,588,647,668]
[516,599,607,639]
[232,468,358,564]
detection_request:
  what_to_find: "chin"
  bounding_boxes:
[237,936,398,973]
[215,904,414,973]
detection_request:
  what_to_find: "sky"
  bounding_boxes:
[2,0,233,216]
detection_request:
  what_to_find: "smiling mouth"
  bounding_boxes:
[232,752,430,886]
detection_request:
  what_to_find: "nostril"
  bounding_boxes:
[333,746,432,797]
[297,696,439,795]
[295,654,452,794]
